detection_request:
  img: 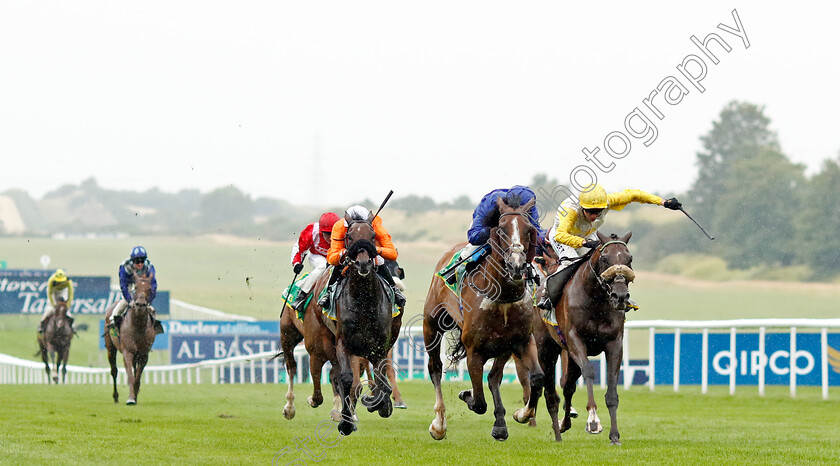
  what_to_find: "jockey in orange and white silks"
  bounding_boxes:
[289,212,340,311]
[318,205,405,309]
[537,184,681,311]
[39,269,74,332]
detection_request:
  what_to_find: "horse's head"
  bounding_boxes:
[592,231,635,311]
[132,271,154,306]
[54,298,68,319]
[345,221,377,277]
[492,197,536,281]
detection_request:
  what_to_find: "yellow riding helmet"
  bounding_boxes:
[53,269,68,282]
[579,184,608,209]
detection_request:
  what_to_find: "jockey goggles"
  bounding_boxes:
[583,207,605,216]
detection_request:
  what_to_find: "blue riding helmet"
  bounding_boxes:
[130,246,148,260]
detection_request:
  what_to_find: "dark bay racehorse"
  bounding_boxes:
[332,218,403,436]
[37,299,73,384]
[104,271,157,405]
[543,231,635,444]
[423,197,544,441]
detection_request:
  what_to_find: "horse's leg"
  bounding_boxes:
[370,356,393,418]
[512,335,545,426]
[458,347,488,415]
[107,343,119,403]
[334,338,357,436]
[307,353,325,409]
[604,337,623,445]
[132,352,148,403]
[39,341,50,383]
[560,352,582,433]
[280,322,303,420]
[50,351,59,384]
[60,349,69,384]
[123,351,137,405]
[424,312,447,440]
[541,341,563,441]
[487,356,509,441]
[329,365,343,423]
[513,356,534,426]
[386,349,406,408]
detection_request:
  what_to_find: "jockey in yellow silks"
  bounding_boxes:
[536,184,681,311]
[39,269,74,333]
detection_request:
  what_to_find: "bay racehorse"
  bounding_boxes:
[332,217,403,436]
[543,231,634,444]
[280,271,344,421]
[423,197,544,441]
[104,270,157,405]
[37,299,73,384]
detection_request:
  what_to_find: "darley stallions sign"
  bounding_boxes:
[0,269,169,315]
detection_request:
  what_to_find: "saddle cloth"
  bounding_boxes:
[281,272,313,322]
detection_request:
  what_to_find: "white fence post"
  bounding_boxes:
[758,326,766,397]
[673,328,681,393]
[790,327,797,398]
[649,327,656,391]
[701,328,708,394]
[729,327,737,395]
[822,328,829,401]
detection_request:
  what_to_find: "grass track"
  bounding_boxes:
[0,381,837,465]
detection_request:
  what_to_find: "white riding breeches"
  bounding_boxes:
[298,254,329,293]
[548,230,599,269]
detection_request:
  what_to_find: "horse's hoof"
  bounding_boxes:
[283,405,295,420]
[377,400,393,418]
[330,410,342,422]
[559,419,572,433]
[491,425,508,441]
[429,420,447,440]
[458,389,472,402]
[126,399,136,406]
[394,401,407,409]
[586,421,603,434]
[569,407,578,418]
[337,420,355,436]
[307,396,322,408]
[513,408,534,424]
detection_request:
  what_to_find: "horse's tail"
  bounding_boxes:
[269,349,284,361]
[446,326,467,366]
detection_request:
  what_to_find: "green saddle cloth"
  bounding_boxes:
[435,248,470,295]
[281,273,313,321]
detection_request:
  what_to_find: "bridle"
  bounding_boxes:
[496,211,532,266]
[587,240,631,295]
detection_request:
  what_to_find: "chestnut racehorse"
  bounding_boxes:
[37,299,73,384]
[423,197,544,441]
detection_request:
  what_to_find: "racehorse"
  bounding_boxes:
[104,270,157,405]
[332,217,403,436]
[37,299,73,384]
[423,197,544,441]
[279,271,344,421]
[542,231,635,444]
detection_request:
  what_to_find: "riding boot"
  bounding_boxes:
[291,290,309,311]
[392,286,406,308]
[67,316,75,330]
[526,264,540,286]
[154,320,165,334]
[318,266,343,308]
[38,321,45,334]
[376,266,406,308]
[536,291,553,311]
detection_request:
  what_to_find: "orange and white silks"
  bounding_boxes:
[327,216,398,266]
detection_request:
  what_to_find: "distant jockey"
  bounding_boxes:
[536,184,681,311]
[289,212,340,311]
[318,205,406,309]
[39,269,74,333]
[110,246,164,334]
[443,185,546,285]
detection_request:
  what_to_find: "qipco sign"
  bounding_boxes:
[654,332,840,386]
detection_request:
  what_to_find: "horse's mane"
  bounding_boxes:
[346,239,377,260]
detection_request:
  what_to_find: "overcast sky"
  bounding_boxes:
[2,1,838,208]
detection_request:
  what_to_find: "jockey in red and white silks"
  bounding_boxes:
[289,212,340,310]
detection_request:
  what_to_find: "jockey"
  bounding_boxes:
[289,212,340,311]
[38,269,74,333]
[536,184,681,311]
[317,205,406,309]
[109,246,164,334]
[443,185,546,285]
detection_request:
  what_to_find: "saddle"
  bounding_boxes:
[541,249,595,326]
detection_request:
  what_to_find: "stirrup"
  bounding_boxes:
[536,295,553,311]
[318,293,330,308]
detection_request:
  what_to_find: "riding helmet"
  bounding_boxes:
[579,184,609,209]
[53,269,68,282]
[319,212,339,232]
[130,246,148,260]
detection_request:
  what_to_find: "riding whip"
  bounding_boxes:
[679,207,716,240]
[282,252,307,311]
[373,190,395,220]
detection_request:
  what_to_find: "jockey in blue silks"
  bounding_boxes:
[444,185,546,285]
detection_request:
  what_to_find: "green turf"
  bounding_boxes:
[0,382,836,465]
